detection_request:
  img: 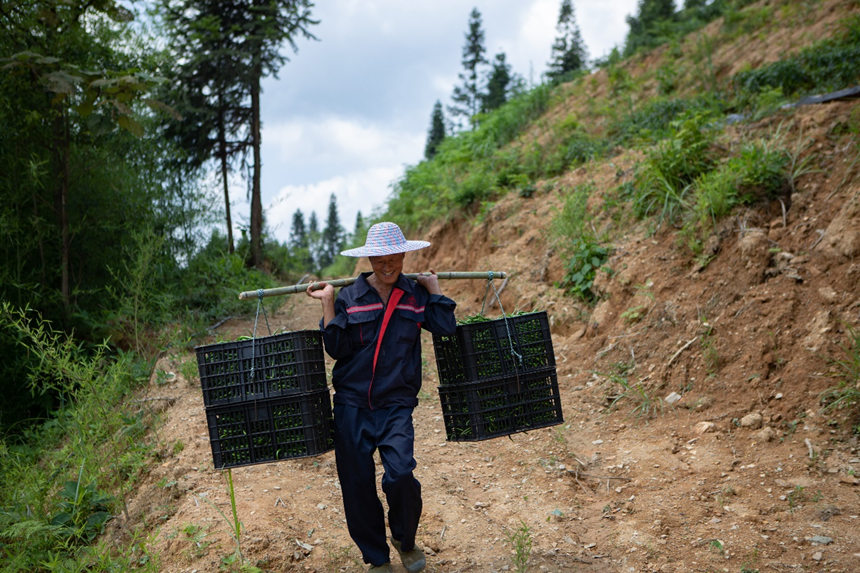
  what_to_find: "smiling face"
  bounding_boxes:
[368,252,405,288]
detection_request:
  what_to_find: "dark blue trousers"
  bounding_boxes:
[333,403,423,566]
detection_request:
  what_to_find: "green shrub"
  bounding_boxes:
[693,140,789,228]
[608,95,723,148]
[551,183,593,242]
[180,244,280,325]
[631,110,717,226]
[820,325,860,434]
[732,16,860,106]
[559,237,610,303]
[0,304,155,569]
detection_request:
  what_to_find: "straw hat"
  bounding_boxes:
[340,222,430,257]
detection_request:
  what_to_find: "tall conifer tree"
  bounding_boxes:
[320,193,344,269]
[448,7,487,130]
[289,209,312,270]
[157,0,252,254]
[240,0,318,268]
[546,0,588,82]
[156,0,318,268]
[483,52,512,112]
[424,100,446,159]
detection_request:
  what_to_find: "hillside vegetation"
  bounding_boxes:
[2,0,859,571]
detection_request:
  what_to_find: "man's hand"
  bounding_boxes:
[416,270,442,295]
[307,282,335,327]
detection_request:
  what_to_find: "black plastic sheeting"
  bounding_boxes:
[725,84,860,124]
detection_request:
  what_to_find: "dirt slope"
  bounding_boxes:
[108,98,859,573]
[106,2,860,571]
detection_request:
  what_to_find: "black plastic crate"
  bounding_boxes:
[432,312,555,385]
[438,367,563,442]
[205,389,335,469]
[195,330,326,407]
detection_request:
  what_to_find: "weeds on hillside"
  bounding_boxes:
[631,110,717,228]
[601,360,662,420]
[733,14,860,106]
[0,304,160,569]
[387,86,552,227]
[691,136,791,232]
[551,183,612,304]
[820,325,860,434]
[505,520,533,573]
[609,95,722,148]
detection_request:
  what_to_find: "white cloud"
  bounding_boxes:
[266,166,402,244]
[514,0,557,77]
[264,115,422,180]
[254,0,641,245]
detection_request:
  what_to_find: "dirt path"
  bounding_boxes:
[111,276,860,572]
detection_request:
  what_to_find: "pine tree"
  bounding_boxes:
[156,0,318,268]
[157,0,253,255]
[448,7,487,131]
[319,193,344,269]
[353,211,366,244]
[289,209,312,270]
[482,52,512,112]
[424,100,446,159]
[546,0,588,83]
[242,0,319,269]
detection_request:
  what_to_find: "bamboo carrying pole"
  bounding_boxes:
[238,271,507,300]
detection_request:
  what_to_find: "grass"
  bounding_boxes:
[699,321,720,376]
[630,110,717,228]
[602,361,662,420]
[732,15,860,105]
[0,303,162,570]
[819,325,860,434]
[505,520,533,573]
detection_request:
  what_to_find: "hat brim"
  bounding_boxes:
[340,240,430,258]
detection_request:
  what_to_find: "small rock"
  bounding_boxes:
[740,412,763,429]
[818,286,838,302]
[664,392,682,405]
[753,426,776,442]
[809,535,833,545]
[695,421,716,434]
[812,551,823,562]
[839,475,859,486]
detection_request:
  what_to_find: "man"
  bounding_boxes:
[307,222,457,572]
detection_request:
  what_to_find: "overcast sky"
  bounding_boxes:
[240,0,640,243]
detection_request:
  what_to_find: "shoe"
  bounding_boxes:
[391,538,426,572]
[368,563,392,573]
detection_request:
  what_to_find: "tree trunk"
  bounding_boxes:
[217,111,235,254]
[250,71,263,268]
[54,106,71,319]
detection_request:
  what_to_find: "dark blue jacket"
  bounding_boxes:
[321,272,457,409]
